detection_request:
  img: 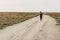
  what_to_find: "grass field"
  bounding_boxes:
[0,12,39,29]
[0,12,60,29]
[46,12,60,24]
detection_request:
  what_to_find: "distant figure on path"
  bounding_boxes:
[40,11,43,20]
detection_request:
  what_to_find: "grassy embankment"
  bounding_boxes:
[46,12,60,24]
[0,12,39,29]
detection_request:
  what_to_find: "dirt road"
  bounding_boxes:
[0,15,60,40]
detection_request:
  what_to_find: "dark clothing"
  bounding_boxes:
[40,13,43,20]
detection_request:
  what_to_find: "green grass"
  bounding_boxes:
[0,12,39,29]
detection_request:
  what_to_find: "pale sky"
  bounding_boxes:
[0,0,60,12]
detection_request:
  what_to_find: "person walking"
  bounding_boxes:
[40,11,43,20]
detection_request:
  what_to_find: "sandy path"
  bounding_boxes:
[0,15,60,40]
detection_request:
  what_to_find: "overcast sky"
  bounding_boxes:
[0,0,60,12]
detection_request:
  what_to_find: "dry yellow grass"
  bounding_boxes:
[45,12,60,24]
[0,12,39,29]
[0,12,60,29]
